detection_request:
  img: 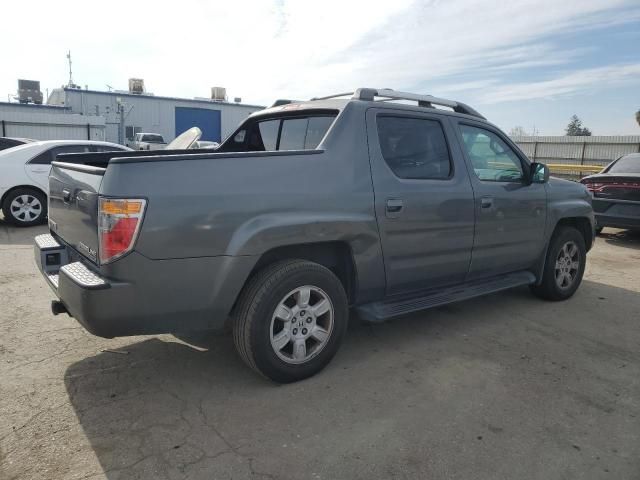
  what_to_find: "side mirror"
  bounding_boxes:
[529,162,549,184]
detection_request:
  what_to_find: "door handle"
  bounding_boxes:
[386,199,404,213]
[62,189,71,203]
[385,198,404,218]
[480,196,494,209]
[32,168,49,173]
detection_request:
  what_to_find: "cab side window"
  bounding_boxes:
[459,125,524,182]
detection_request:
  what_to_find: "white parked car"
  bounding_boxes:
[129,133,167,150]
[0,140,130,226]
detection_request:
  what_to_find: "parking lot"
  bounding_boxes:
[0,220,639,480]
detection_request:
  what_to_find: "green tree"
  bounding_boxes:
[509,126,529,137]
[565,115,592,136]
[636,109,640,128]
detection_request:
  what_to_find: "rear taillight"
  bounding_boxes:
[98,198,146,264]
[580,180,604,193]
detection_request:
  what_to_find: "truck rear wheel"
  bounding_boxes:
[233,260,348,383]
[530,226,586,301]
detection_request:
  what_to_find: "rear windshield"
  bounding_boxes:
[141,134,164,143]
[218,111,337,153]
[607,155,640,174]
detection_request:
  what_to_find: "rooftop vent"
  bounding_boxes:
[18,79,43,104]
[234,97,242,103]
[128,78,145,94]
[211,87,227,102]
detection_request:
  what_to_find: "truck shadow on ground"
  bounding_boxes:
[62,280,640,480]
[0,217,47,246]
[600,229,640,251]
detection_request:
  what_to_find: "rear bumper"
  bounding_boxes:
[34,233,256,338]
[593,198,640,230]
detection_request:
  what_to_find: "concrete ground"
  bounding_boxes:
[1,220,639,480]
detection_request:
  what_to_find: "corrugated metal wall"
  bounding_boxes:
[513,136,640,168]
[0,104,106,141]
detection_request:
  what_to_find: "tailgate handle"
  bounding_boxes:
[62,188,71,203]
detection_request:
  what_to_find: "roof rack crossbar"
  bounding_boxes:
[309,92,355,101]
[352,88,485,119]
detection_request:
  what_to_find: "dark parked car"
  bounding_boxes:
[581,153,640,233]
[0,137,34,151]
[34,88,594,383]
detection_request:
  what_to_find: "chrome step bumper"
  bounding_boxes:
[34,233,108,291]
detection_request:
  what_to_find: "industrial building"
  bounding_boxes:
[0,101,106,141]
[47,85,264,145]
[1,80,264,145]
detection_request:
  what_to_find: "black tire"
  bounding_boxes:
[1,188,47,227]
[232,259,348,383]
[530,226,586,301]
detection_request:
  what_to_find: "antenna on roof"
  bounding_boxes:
[66,51,74,87]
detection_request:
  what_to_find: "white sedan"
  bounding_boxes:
[0,140,130,226]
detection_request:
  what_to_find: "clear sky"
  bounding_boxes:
[2,0,639,135]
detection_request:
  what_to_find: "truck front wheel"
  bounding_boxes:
[232,260,348,383]
[530,226,586,301]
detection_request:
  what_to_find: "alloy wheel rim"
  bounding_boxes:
[269,285,334,365]
[554,241,580,290]
[10,195,42,222]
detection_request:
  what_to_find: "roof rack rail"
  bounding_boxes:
[309,92,355,101]
[308,88,483,119]
[352,88,485,119]
[307,88,485,119]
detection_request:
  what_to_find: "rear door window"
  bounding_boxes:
[29,149,54,165]
[30,145,95,164]
[377,116,452,179]
[50,145,93,163]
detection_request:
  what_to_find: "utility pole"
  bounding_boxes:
[116,98,125,145]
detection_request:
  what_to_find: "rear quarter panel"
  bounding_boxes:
[99,103,387,302]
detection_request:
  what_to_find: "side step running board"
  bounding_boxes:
[356,271,536,323]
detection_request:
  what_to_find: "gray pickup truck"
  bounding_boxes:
[35,88,594,383]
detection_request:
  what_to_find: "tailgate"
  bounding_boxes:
[48,162,105,263]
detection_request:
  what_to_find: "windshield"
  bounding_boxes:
[607,155,640,174]
[141,134,164,143]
